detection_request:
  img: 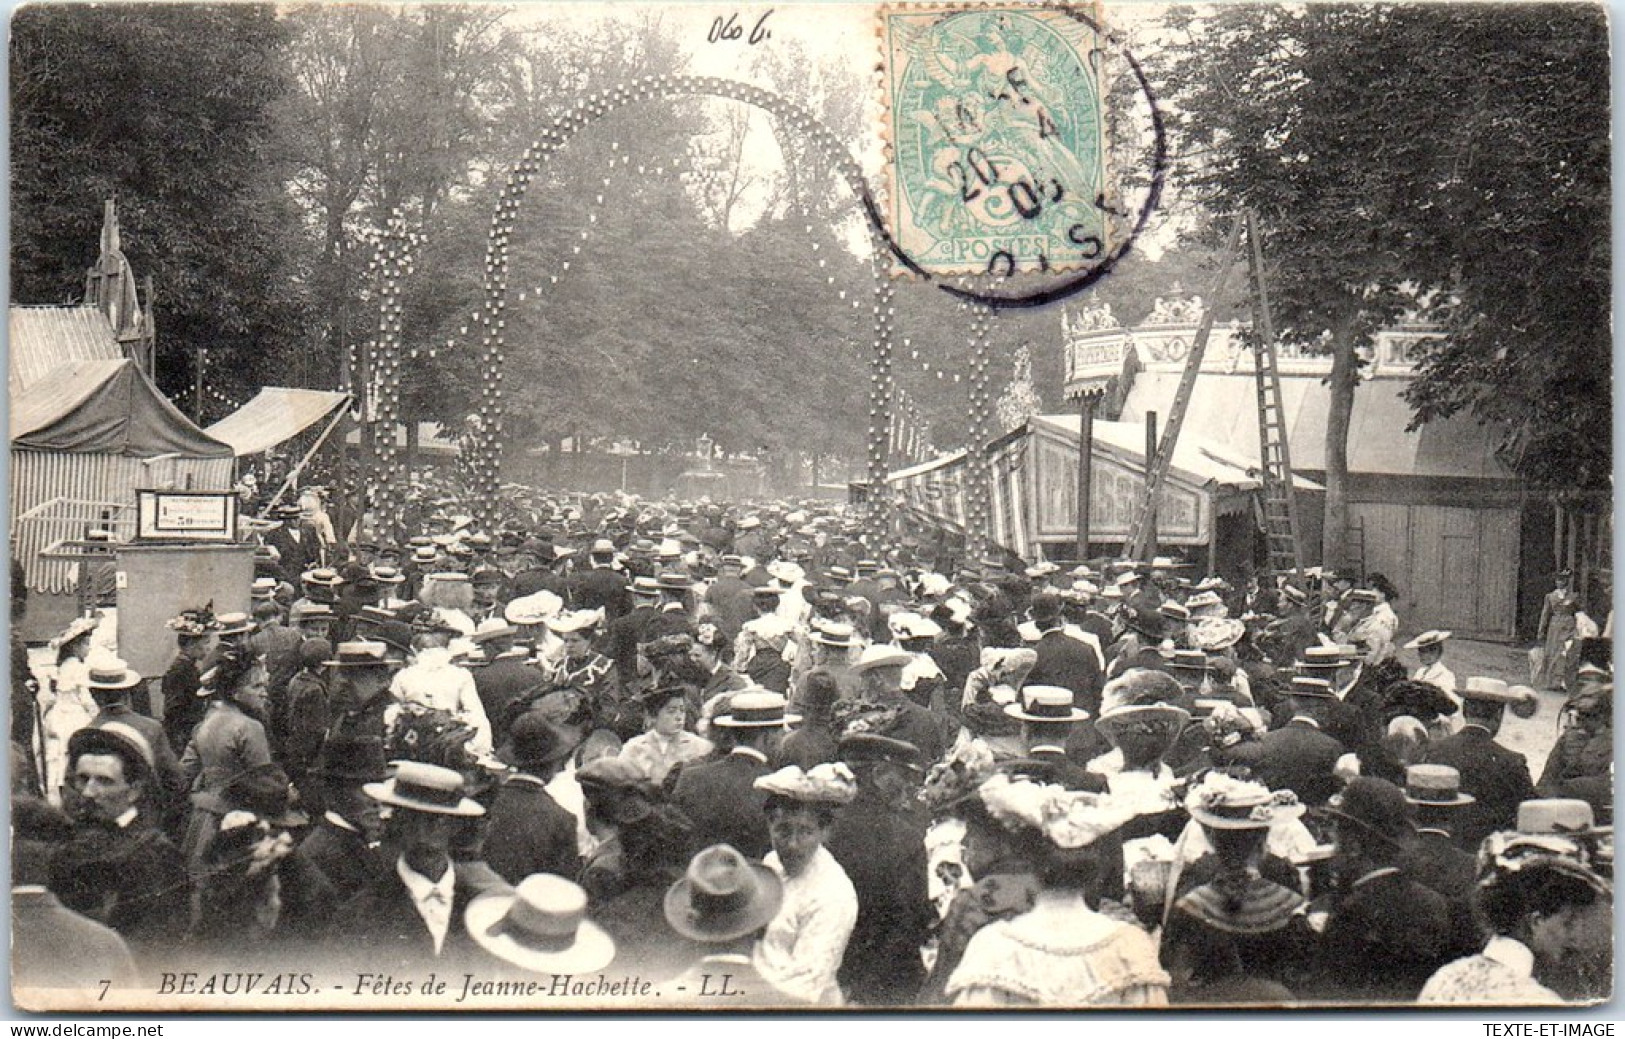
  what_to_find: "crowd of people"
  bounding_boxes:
[11,487,1614,1007]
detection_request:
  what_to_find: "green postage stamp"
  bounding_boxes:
[880,4,1110,278]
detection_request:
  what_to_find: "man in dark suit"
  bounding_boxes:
[293,733,388,903]
[331,761,504,974]
[83,658,185,835]
[1315,777,1454,1002]
[1228,675,1347,806]
[1397,764,1484,962]
[606,578,663,682]
[671,690,790,860]
[1423,678,1539,850]
[482,712,582,886]
[701,555,755,643]
[469,625,543,747]
[1024,594,1106,718]
[263,503,323,587]
[826,733,936,1006]
[52,725,190,964]
[573,539,632,622]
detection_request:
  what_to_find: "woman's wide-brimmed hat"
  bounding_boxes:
[214,612,254,637]
[499,712,582,773]
[504,590,564,626]
[466,875,616,974]
[1095,670,1192,732]
[1321,777,1413,846]
[663,844,785,942]
[1185,772,1304,830]
[363,760,484,818]
[546,608,605,635]
[1192,617,1246,652]
[754,762,858,805]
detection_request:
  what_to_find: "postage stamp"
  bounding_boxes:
[879,4,1111,278]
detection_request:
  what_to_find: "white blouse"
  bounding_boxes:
[754,845,858,1005]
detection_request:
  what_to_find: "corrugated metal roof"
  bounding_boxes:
[205,386,351,457]
[1120,372,1511,480]
[8,306,124,397]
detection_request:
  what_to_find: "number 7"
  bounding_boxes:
[98,979,111,1001]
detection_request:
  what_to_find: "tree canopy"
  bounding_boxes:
[1154,3,1610,493]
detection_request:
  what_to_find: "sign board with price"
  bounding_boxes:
[135,489,238,542]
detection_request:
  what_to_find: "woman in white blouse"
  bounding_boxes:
[750,764,860,1004]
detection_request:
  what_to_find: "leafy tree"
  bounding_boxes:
[1153,3,1609,566]
[11,3,308,412]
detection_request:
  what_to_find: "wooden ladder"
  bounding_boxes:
[1245,210,1305,580]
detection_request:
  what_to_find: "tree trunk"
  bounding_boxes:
[1322,319,1359,571]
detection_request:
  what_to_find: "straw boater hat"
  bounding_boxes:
[1402,764,1475,808]
[1004,685,1090,724]
[1403,630,1452,652]
[630,576,663,599]
[808,622,861,649]
[1461,676,1541,719]
[301,567,343,589]
[363,761,484,817]
[713,690,801,729]
[465,874,616,974]
[322,641,398,670]
[1285,675,1337,699]
[664,844,786,943]
[1167,649,1209,675]
[84,654,143,693]
[213,612,254,637]
[250,577,279,600]
[369,565,407,586]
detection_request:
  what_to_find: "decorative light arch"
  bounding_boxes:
[461,74,901,532]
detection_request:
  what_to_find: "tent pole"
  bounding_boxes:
[260,402,352,517]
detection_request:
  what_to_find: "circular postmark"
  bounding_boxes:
[870,4,1167,310]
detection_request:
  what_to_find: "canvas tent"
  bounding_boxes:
[10,356,234,595]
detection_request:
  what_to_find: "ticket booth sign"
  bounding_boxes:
[135,489,238,542]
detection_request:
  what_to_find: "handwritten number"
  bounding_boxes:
[708,10,772,44]
[98,980,111,1001]
[748,9,773,44]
